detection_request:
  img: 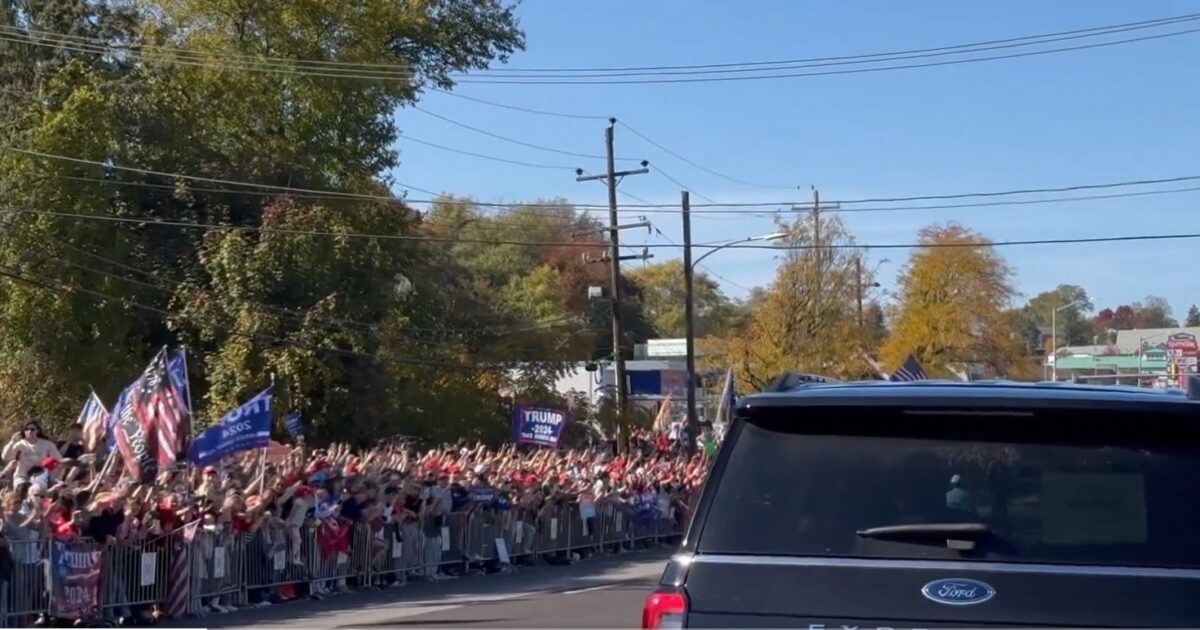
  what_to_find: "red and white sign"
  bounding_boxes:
[1166,333,1198,387]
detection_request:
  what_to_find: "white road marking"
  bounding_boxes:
[562,584,616,595]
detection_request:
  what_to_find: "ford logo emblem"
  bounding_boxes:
[921,578,995,606]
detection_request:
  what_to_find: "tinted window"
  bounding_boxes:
[698,410,1200,567]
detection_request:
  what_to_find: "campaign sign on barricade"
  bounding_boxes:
[50,540,103,621]
[511,405,569,448]
[189,386,273,467]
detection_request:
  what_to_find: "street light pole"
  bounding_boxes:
[1050,300,1084,382]
[682,222,785,440]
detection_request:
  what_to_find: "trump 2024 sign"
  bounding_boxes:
[512,405,570,448]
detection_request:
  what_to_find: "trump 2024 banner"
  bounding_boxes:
[50,541,103,621]
[512,405,570,448]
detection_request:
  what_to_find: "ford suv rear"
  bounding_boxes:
[645,379,1200,628]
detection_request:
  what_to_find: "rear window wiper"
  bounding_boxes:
[857,522,991,550]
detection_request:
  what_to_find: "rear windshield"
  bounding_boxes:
[697,407,1200,567]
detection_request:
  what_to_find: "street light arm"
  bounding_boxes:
[692,238,751,269]
[691,232,787,269]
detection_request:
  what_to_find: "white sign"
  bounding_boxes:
[139,552,157,586]
[213,549,226,579]
[646,339,687,357]
[495,538,510,564]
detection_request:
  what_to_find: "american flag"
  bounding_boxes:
[890,354,928,382]
[130,349,191,470]
[77,391,109,453]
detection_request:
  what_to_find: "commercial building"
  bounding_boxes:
[1046,326,1200,387]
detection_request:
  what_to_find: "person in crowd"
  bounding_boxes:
[0,418,715,621]
[2,421,63,487]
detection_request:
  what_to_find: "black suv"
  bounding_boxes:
[644,378,1200,628]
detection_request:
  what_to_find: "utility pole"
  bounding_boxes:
[811,186,821,272]
[811,186,822,303]
[681,191,697,446]
[576,119,648,448]
[855,256,864,327]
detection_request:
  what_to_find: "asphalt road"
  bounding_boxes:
[167,549,672,629]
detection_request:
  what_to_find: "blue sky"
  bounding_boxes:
[393,0,1200,318]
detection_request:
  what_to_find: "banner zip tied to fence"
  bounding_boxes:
[0,499,689,625]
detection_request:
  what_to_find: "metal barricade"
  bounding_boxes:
[438,512,467,572]
[100,534,171,620]
[309,522,370,594]
[3,538,48,627]
[600,502,634,549]
[370,522,419,586]
[463,509,504,569]
[189,528,243,611]
[242,522,307,602]
[503,510,537,562]
[534,504,572,557]
[0,492,701,624]
[568,503,604,555]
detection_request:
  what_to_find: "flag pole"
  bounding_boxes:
[179,346,196,505]
[180,347,194,435]
[259,372,275,483]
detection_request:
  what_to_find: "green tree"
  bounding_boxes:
[1187,304,1200,327]
[1136,296,1178,328]
[626,260,739,338]
[1014,284,1094,351]
[0,0,523,435]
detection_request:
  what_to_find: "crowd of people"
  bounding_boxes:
[0,417,714,625]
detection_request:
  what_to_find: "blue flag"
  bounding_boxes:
[511,405,569,449]
[188,386,273,467]
[106,386,131,453]
[167,350,191,413]
[283,411,304,438]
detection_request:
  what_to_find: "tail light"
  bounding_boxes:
[642,589,688,629]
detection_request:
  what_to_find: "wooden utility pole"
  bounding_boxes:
[575,119,648,446]
[856,256,864,327]
[681,191,697,446]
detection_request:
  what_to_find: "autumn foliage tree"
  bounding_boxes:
[881,223,1024,378]
[713,212,872,390]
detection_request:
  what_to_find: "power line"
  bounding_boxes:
[0,261,596,368]
[19,147,1200,216]
[3,206,616,249]
[410,106,641,162]
[0,263,491,370]
[427,89,609,120]
[52,239,588,338]
[646,162,718,204]
[651,226,755,293]
[462,14,1200,79]
[621,121,794,190]
[4,145,439,201]
[458,13,1200,73]
[5,12,1195,81]
[9,204,1200,252]
[397,135,576,170]
[447,28,1200,85]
